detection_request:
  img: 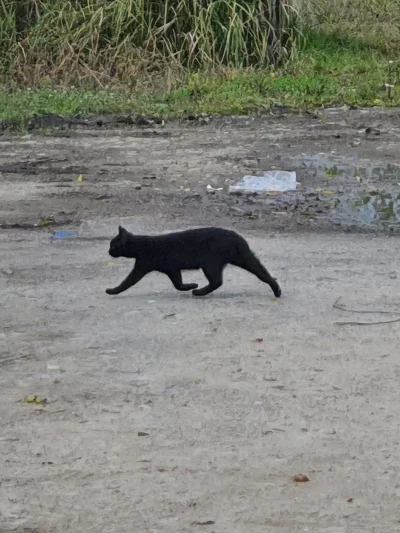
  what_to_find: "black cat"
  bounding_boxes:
[106,226,281,298]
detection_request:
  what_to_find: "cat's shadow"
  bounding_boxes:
[114,289,272,301]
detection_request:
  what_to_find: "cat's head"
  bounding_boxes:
[108,225,129,257]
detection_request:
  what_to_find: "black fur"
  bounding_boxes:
[106,226,281,298]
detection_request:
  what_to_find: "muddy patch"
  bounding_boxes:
[1,107,400,233]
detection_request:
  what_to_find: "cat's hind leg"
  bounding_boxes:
[106,264,148,295]
[231,250,281,297]
[192,264,223,296]
[166,270,198,291]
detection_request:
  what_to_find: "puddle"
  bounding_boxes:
[332,191,400,229]
[288,154,400,184]
[356,191,400,223]
[282,153,400,230]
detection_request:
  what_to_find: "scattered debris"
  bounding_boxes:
[333,297,400,315]
[163,313,176,319]
[191,521,216,526]
[347,498,354,503]
[385,83,395,99]
[24,395,47,405]
[1,269,14,275]
[365,127,380,136]
[76,174,83,183]
[336,317,400,326]
[252,338,264,343]
[138,431,149,437]
[206,184,223,193]
[229,171,297,194]
[292,473,310,483]
[53,230,79,240]
[40,217,56,227]
[333,297,400,326]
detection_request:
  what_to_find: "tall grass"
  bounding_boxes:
[0,0,300,87]
[302,0,400,52]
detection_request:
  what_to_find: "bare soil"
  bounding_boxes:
[1,108,400,533]
[1,107,400,233]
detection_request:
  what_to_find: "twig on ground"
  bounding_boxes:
[335,317,400,326]
[333,297,400,315]
[333,297,400,326]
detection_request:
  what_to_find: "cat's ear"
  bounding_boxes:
[118,225,125,236]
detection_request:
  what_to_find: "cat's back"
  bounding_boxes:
[146,227,243,269]
[165,227,240,246]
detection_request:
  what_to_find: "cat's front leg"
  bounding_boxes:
[166,270,198,291]
[106,264,148,295]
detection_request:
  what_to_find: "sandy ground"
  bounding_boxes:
[1,215,400,533]
[1,110,400,532]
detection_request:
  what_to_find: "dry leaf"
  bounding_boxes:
[24,395,47,405]
[292,473,310,483]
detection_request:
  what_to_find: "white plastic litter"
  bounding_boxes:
[229,170,297,194]
[206,184,223,192]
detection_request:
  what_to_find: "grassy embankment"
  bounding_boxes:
[0,0,399,123]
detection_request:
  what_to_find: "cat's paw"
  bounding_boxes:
[106,288,117,295]
[192,288,206,296]
[274,286,282,298]
[182,283,198,290]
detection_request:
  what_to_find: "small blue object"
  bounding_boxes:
[53,230,78,240]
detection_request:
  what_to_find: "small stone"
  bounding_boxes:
[138,431,149,437]
[292,473,310,483]
[351,139,361,147]
[365,127,380,135]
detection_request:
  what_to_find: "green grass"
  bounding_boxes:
[2,0,400,126]
[0,0,298,84]
[1,31,399,126]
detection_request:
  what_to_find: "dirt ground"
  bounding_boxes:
[1,107,400,232]
[1,109,400,532]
